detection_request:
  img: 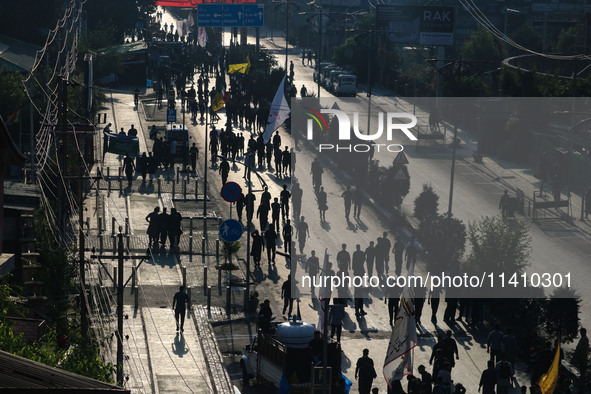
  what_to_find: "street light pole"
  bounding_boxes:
[285,0,289,73]
[366,29,373,135]
[317,5,322,98]
[203,97,209,256]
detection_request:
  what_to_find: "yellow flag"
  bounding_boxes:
[228,55,250,74]
[537,341,560,393]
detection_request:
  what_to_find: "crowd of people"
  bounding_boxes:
[123,10,591,394]
[145,206,183,250]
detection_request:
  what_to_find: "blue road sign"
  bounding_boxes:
[198,4,264,27]
[220,182,242,203]
[219,219,243,243]
[166,109,176,123]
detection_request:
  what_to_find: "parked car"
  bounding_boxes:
[326,69,344,92]
[333,74,357,97]
[313,62,331,83]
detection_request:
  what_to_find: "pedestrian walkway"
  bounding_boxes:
[142,307,212,394]
[84,85,234,393]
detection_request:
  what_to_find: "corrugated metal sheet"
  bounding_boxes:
[0,350,129,392]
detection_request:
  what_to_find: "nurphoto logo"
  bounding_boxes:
[305,108,418,153]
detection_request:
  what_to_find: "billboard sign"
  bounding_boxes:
[377,5,455,46]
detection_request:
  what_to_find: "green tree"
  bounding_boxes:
[331,12,388,84]
[554,25,585,55]
[0,0,67,45]
[414,184,439,223]
[466,216,532,274]
[461,27,502,66]
[85,0,156,48]
[418,214,466,263]
[382,165,410,210]
[0,72,27,121]
[0,282,114,382]
[508,24,543,56]
[545,287,581,343]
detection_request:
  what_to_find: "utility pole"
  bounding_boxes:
[78,157,88,341]
[203,95,209,259]
[57,76,68,245]
[92,237,149,387]
[116,232,124,386]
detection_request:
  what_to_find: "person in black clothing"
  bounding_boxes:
[257,202,270,232]
[386,286,401,327]
[137,152,148,182]
[258,299,272,333]
[128,124,138,137]
[308,331,323,364]
[282,146,290,177]
[260,186,272,208]
[341,186,353,220]
[441,330,459,370]
[280,184,291,220]
[271,197,281,233]
[311,158,323,192]
[159,207,169,247]
[245,191,256,223]
[168,208,182,248]
[123,153,135,186]
[282,219,292,255]
[189,143,198,172]
[274,145,283,175]
[264,225,277,264]
[134,89,140,109]
[235,193,245,222]
[146,207,160,247]
[355,349,377,394]
[219,157,230,184]
[353,186,363,219]
[291,181,302,220]
[281,274,294,317]
[172,286,190,332]
[250,230,264,266]
[272,130,281,150]
[417,365,433,394]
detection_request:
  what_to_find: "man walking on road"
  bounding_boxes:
[219,156,230,185]
[189,143,198,172]
[172,286,190,332]
[281,274,294,317]
[159,207,169,248]
[353,186,363,219]
[282,219,292,255]
[487,324,504,364]
[280,184,291,221]
[123,153,135,186]
[495,352,514,394]
[355,349,377,394]
[295,216,309,254]
[341,186,353,220]
[405,236,419,272]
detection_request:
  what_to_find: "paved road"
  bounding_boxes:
[148,9,589,393]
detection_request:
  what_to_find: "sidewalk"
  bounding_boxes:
[85,86,233,393]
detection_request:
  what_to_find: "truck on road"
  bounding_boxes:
[241,320,343,392]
